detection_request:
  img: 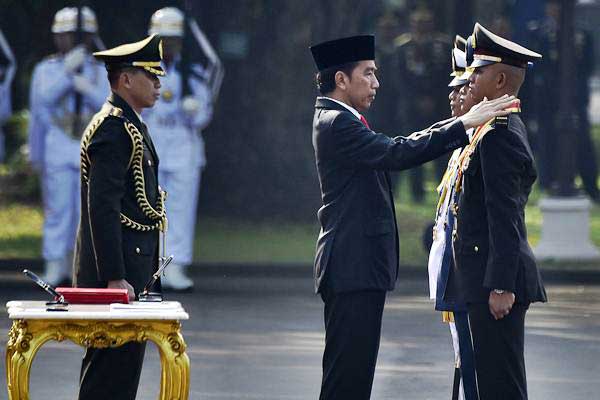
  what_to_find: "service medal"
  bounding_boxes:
[161,89,174,102]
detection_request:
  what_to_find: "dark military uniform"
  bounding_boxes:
[73,34,166,400]
[394,31,452,199]
[73,92,165,400]
[446,112,547,400]
[445,23,547,400]
[74,92,164,294]
[526,21,598,198]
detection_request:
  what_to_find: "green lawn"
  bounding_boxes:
[2,178,600,266]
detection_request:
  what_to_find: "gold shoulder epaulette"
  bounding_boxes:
[493,115,509,128]
[43,53,61,63]
[394,33,412,47]
[109,107,123,118]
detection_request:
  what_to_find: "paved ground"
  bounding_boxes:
[0,271,599,400]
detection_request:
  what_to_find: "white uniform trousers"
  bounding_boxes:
[159,166,202,266]
[42,164,80,261]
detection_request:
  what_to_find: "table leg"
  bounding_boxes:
[6,320,60,400]
[5,319,190,400]
[145,321,190,400]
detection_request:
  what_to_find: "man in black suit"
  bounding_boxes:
[309,34,517,400]
[73,34,166,400]
[446,24,547,400]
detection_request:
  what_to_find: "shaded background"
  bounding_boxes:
[1,0,600,221]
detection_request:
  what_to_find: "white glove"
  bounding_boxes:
[73,74,95,95]
[64,46,87,72]
[181,96,201,116]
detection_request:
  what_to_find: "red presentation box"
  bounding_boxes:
[55,287,129,304]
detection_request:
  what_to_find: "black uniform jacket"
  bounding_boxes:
[74,93,161,294]
[446,114,547,304]
[313,97,468,294]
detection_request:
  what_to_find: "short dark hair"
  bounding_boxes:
[315,62,359,95]
[107,66,140,89]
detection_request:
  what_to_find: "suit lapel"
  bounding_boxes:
[139,122,159,166]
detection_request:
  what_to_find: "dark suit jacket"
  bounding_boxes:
[446,114,547,304]
[312,97,468,294]
[74,93,161,295]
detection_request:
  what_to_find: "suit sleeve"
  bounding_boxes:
[327,112,468,171]
[479,129,526,292]
[86,118,132,282]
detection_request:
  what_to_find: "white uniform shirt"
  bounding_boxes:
[143,61,213,171]
[29,54,108,168]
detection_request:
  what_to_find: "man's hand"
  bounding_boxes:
[73,74,95,95]
[64,45,87,73]
[459,94,517,130]
[107,279,135,301]
[489,290,515,320]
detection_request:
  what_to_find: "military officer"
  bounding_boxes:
[28,7,108,286]
[527,0,599,199]
[428,35,479,400]
[445,23,547,400]
[394,6,452,200]
[73,34,166,400]
[0,27,15,163]
[310,34,516,400]
[144,7,223,291]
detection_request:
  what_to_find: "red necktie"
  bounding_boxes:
[359,114,370,129]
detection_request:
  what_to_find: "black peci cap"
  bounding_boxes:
[93,34,165,76]
[310,35,375,71]
[470,23,542,69]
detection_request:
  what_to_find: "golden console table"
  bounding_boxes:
[5,300,190,400]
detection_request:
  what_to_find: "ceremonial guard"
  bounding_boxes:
[428,35,478,400]
[309,34,515,400]
[445,24,547,400]
[0,27,15,163]
[73,34,166,399]
[144,7,224,291]
[28,7,108,285]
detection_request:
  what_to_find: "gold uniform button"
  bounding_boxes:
[135,247,141,254]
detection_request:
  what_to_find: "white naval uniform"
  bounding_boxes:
[427,128,474,400]
[0,29,15,163]
[0,73,11,162]
[143,61,213,265]
[28,54,108,261]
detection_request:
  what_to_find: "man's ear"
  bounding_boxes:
[120,72,132,89]
[496,72,507,90]
[335,71,348,91]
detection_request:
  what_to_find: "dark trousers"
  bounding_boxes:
[468,303,529,400]
[454,311,479,400]
[78,342,146,400]
[319,289,386,400]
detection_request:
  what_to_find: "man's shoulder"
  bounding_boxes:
[32,54,62,73]
[490,113,526,137]
[87,106,133,146]
[479,114,530,158]
[315,106,358,131]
